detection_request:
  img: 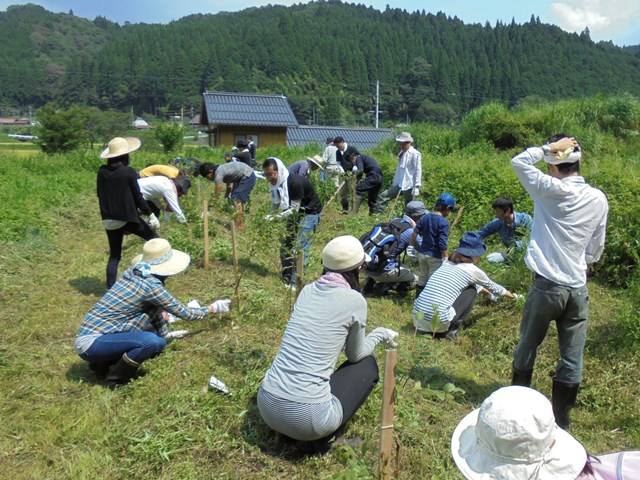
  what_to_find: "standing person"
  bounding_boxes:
[257,235,399,449]
[349,151,384,214]
[234,140,254,167]
[75,238,231,388]
[199,162,257,231]
[376,132,422,211]
[409,193,456,296]
[247,135,256,162]
[477,196,533,263]
[97,137,158,290]
[361,201,426,295]
[333,136,360,213]
[288,155,325,178]
[322,136,339,184]
[413,232,518,339]
[510,134,608,429]
[262,157,323,290]
[137,175,191,226]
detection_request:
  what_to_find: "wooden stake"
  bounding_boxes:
[230,221,241,310]
[350,176,358,214]
[450,206,465,230]
[325,181,346,208]
[295,251,304,297]
[203,200,210,269]
[379,349,398,479]
[387,189,403,222]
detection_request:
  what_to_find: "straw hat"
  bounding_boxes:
[322,235,370,273]
[451,386,586,480]
[100,137,141,159]
[307,155,325,170]
[131,238,190,277]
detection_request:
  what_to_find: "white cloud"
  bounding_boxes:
[550,0,640,39]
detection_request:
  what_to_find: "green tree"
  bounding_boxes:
[154,121,185,153]
[34,103,85,154]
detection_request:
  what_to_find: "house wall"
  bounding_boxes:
[208,126,287,148]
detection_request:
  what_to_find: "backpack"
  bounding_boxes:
[170,157,202,177]
[360,218,412,273]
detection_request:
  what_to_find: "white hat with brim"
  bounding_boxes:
[131,238,190,277]
[451,386,586,480]
[100,137,142,159]
[307,155,325,170]
[395,132,413,143]
[322,235,371,273]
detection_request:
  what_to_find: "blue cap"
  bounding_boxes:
[456,231,487,258]
[437,193,456,209]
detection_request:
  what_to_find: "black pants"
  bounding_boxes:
[356,173,383,214]
[329,355,379,432]
[105,220,157,289]
[449,286,478,330]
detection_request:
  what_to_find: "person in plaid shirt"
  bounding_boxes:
[76,238,231,388]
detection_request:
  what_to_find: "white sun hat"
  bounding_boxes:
[100,136,142,159]
[131,238,190,277]
[322,235,370,273]
[451,386,586,480]
[395,131,413,142]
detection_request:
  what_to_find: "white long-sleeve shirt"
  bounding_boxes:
[392,145,422,190]
[511,147,608,287]
[137,176,187,224]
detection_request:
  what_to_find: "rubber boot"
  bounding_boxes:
[341,199,350,214]
[511,366,533,387]
[352,195,363,214]
[105,353,140,389]
[552,379,579,429]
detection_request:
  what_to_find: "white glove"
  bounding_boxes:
[166,329,189,339]
[162,311,180,324]
[488,293,499,303]
[513,293,524,300]
[406,246,417,258]
[381,328,399,348]
[337,165,345,174]
[351,165,358,172]
[148,213,160,230]
[264,214,274,221]
[211,299,231,313]
[487,252,507,263]
[412,187,420,197]
[187,299,201,309]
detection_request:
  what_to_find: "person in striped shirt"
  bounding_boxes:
[75,238,231,389]
[413,232,518,339]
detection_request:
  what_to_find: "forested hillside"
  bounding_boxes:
[2,1,640,125]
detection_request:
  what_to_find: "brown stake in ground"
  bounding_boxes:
[203,200,210,269]
[379,348,398,479]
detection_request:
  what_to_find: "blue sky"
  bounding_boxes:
[2,0,639,46]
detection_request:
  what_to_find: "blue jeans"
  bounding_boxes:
[79,331,167,365]
[513,277,589,384]
[281,213,321,285]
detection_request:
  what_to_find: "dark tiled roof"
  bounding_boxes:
[201,92,299,127]
[287,125,394,151]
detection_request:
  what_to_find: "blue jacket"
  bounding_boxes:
[477,211,532,248]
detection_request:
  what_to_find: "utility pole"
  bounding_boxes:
[375,80,380,129]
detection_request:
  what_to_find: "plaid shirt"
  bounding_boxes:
[77,267,210,338]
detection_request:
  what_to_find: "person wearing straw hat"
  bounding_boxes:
[75,238,231,389]
[452,386,640,479]
[97,136,159,289]
[375,131,422,212]
[257,235,399,450]
[413,232,518,340]
[510,134,608,429]
[288,155,325,178]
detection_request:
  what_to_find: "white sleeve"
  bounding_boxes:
[585,202,608,264]
[163,181,187,223]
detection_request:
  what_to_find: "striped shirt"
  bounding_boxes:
[413,260,506,332]
[75,267,210,353]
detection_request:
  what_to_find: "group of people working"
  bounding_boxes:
[78,131,620,478]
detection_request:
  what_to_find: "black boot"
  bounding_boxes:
[511,366,533,387]
[552,379,579,429]
[105,354,140,389]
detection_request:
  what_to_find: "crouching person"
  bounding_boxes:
[75,238,231,389]
[257,235,398,450]
[413,232,518,340]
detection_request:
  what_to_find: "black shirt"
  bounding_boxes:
[97,164,152,223]
[336,145,359,172]
[287,174,322,215]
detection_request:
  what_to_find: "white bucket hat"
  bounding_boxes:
[395,132,413,143]
[100,137,142,159]
[322,235,371,273]
[131,238,190,277]
[307,155,325,170]
[451,386,586,480]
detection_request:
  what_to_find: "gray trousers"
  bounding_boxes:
[513,276,589,384]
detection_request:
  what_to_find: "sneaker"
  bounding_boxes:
[284,283,296,292]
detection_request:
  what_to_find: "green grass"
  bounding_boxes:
[1,137,639,479]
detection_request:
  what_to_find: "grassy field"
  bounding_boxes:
[0,136,639,479]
